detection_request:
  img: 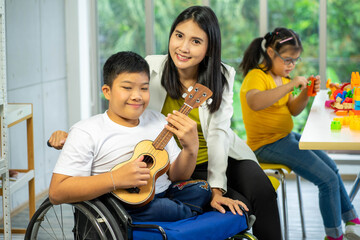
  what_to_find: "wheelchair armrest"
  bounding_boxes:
[101,194,132,225]
[239,205,256,231]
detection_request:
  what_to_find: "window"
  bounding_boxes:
[268,0,320,132]
[154,0,202,55]
[98,0,146,64]
[211,0,260,139]
[97,0,360,135]
[327,0,360,83]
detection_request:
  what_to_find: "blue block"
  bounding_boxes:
[355,100,360,110]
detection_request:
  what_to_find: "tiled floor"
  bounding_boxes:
[4,176,360,239]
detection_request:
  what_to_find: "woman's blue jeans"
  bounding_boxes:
[126,179,212,222]
[254,132,357,238]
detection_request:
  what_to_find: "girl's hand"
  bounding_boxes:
[292,76,308,91]
[165,111,199,153]
[311,75,321,93]
[211,189,249,215]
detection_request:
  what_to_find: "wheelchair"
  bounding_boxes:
[25,193,257,240]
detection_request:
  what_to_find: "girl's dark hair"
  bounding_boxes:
[161,6,228,113]
[239,27,303,76]
[103,51,150,87]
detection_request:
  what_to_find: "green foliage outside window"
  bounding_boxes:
[98,0,360,140]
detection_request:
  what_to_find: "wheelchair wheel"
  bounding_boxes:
[25,197,124,240]
[231,232,258,240]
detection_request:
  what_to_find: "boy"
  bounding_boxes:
[49,51,211,222]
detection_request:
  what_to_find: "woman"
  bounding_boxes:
[49,6,281,239]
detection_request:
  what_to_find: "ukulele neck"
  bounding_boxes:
[152,103,193,150]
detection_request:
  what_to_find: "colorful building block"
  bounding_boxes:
[331,120,341,130]
[307,77,317,97]
[351,72,360,88]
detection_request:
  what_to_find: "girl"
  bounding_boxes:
[239,27,360,240]
[49,6,282,239]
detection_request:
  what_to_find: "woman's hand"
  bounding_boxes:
[211,188,249,215]
[48,130,68,150]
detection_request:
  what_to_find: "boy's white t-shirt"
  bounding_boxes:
[53,109,181,194]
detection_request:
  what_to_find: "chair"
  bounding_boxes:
[349,171,360,202]
[260,163,306,240]
[25,193,258,240]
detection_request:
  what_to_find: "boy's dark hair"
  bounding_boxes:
[239,27,303,76]
[161,6,228,113]
[103,51,150,87]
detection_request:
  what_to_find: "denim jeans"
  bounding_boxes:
[254,132,357,238]
[126,179,212,222]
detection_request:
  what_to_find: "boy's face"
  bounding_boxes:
[102,72,150,127]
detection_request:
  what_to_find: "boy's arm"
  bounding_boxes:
[164,111,199,182]
[49,172,114,205]
[49,156,150,205]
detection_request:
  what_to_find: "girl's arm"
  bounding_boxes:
[246,76,308,111]
[287,88,309,116]
[49,156,150,205]
[287,76,320,116]
[165,111,199,182]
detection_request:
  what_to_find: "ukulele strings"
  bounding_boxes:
[143,103,193,161]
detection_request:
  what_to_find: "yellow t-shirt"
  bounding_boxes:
[240,68,293,151]
[161,95,208,165]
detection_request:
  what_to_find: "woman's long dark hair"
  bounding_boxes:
[239,27,303,76]
[161,6,228,113]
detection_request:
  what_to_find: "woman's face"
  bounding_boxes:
[169,19,208,74]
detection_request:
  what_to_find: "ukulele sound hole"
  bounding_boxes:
[143,155,154,168]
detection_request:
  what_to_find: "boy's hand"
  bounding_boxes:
[113,155,150,189]
[48,130,68,150]
[165,110,199,153]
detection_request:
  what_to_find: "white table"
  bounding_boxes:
[299,90,360,201]
[299,90,360,150]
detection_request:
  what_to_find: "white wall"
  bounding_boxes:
[5,0,68,210]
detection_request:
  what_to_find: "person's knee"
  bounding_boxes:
[190,180,212,204]
[318,172,339,191]
[250,178,278,203]
[171,179,212,209]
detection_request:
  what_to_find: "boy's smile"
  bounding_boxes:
[102,72,150,127]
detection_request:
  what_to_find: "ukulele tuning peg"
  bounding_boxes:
[182,93,187,98]
[188,86,193,92]
[200,98,213,107]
